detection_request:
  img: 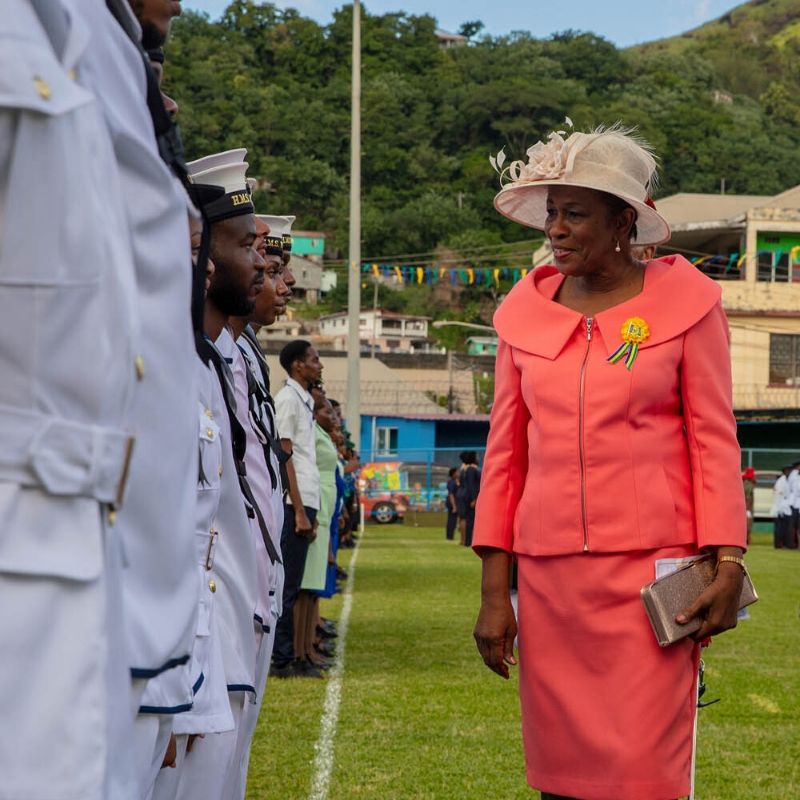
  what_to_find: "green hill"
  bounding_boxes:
[636,0,800,98]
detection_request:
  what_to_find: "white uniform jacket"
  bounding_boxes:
[64,0,198,678]
[139,360,234,735]
[0,0,139,571]
[773,474,792,517]
[208,332,260,695]
[788,468,800,511]
[238,332,285,621]
[219,330,279,639]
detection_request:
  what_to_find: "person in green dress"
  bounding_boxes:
[296,387,340,666]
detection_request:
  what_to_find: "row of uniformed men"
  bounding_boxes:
[1,2,305,799]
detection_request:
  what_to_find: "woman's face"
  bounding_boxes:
[544,186,631,277]
[314,396,337,433]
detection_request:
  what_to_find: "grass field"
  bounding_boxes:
[247,523,800,800]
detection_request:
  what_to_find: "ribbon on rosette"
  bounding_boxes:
[607,316,650,371]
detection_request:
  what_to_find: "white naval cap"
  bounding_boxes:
[191,161,250,195]
[188,156,254,222]
[186,148,246,176]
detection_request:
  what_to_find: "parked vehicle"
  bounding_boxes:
[362,492,409,524]
[753,469,780,520]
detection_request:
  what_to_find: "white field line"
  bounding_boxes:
[307,531,363,800]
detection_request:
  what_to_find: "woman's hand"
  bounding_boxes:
[474,548,517,678]
[676,549,745,640]
[474,597,518,679]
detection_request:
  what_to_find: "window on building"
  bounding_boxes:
[769,334,800,385]
[382,319,402,330]
[757,250,793,283]
[376,426,399,455]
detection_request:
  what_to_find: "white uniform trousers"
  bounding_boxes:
[0,518,107,800]
[135,714,174,800]
[152,734,189,800]
[174,692,247,800]
[225,617,277,800]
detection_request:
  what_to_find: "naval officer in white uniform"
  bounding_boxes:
[175,152,269,799]
[0,2,139,798]
[61,0,200,794]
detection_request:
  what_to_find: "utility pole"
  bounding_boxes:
[447,348,454,413]
[346,0,362,446]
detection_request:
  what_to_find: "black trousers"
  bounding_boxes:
[272,503,317,667]
[446,509,457,540]
[775,513,792,548]
[464,505,476,547]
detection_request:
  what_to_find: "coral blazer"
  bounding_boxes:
[472,255,747,556]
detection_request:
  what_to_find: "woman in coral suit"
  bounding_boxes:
[472,123,747,800]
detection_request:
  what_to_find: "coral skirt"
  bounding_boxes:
[516,546,700,800]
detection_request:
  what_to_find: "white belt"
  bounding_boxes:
[0,406,134,504]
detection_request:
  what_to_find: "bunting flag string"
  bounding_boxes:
[357,251,793,287]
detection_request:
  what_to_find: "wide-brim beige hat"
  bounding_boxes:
[492,124,670,246]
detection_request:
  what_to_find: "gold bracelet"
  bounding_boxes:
[716,555,747,574]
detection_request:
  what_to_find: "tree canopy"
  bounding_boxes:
[165,0,800,327]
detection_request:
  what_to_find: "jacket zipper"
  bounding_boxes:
[579,317,593,552]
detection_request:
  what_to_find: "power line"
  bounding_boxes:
[322,238,543,265]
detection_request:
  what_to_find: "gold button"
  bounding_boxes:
[206,427,214,439]
[67,68,76,81]
[107,508,117,525]
[134,355,145,381]
[208,579,217,593]
[33,75,51,100]
[218,464,223,477]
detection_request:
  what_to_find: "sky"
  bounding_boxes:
[184,0,741,48]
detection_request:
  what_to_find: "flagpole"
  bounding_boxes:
[345,0,362,448]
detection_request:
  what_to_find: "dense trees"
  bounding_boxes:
[165,0,800,305]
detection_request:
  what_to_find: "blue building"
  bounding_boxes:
[360,412,489,465]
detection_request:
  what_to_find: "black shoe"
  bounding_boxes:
[316,625,338,640]
[269,662,295,679]
[315,642,336,658]
[292,659,325,679]
[319,619,337,634]
[336,566,348,580]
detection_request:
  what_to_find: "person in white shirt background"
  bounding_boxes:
[271,341,324,678]
[772,465,793,549]
[786,459,800,549]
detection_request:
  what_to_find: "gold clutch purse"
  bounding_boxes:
[640,556,758,647]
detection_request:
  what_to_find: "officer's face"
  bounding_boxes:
[249,255,288,326]
[131,0,182,49]
[149,59,179,118]
[208,215,265,318]
[188,215,215,295]
[281,252,297,292]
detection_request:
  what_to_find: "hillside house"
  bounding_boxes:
[318,310,443,354]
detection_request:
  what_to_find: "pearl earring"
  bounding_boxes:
[614,239,621,253]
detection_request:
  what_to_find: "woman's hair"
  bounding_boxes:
[597,190,638,241]
[448,467,458,478]
[459,451,478,465]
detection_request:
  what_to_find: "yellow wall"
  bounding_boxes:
[729,316,800,410]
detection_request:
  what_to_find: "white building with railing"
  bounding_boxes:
[317,310,443,354]
[659,186,800,418]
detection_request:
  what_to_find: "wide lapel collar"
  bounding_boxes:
[595,255,722,357]
[493,266,583,360]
